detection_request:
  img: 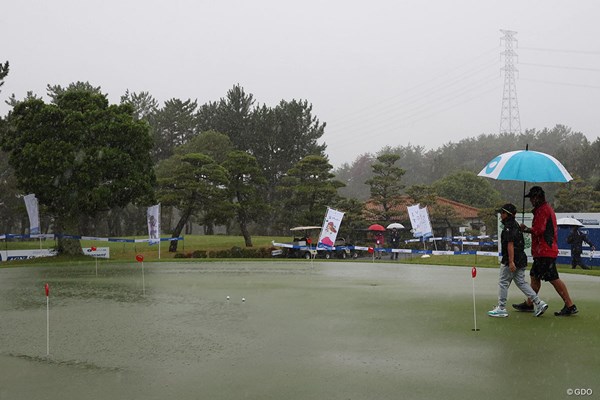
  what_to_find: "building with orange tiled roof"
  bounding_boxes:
[364,195,484,237]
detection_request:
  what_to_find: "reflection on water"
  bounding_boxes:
[8,352,124,372]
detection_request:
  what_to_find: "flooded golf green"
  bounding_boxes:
[1,261,598,399]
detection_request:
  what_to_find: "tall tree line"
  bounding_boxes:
[336,126,600,209]
[2,65,599,246]
[1,79,334,249]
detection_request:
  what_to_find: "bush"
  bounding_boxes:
[192,250,207,258]
[174,246,272,259]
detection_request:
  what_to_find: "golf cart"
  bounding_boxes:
[331,237,355,259]
[275,226,321,259]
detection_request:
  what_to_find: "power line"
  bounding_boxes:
[521,77,600,89]
[330,65,499,133]
[520,62,600,72]
[326,83,500,154]
[325,47,500,135]
[327,76,498,137]
[520,47,600,56]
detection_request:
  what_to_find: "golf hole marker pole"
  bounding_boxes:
[91,246,98,276]
[45,283,50,356]
[136,254,145,296]
[471,267,479,331]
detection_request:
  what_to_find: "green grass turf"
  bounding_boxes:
[0,260,598,399]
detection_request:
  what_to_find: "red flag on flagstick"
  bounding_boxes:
[45,283,49,297]
[136,254,144,263]
[367,247,374,254]
[91,246,97,251]
[471,267,477,278]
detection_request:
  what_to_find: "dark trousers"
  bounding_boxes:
[392,244,399,259]
[571,251,590,269]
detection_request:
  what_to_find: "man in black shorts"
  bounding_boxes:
[513,186,578,316]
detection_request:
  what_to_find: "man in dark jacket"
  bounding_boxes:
[567,226,595,270]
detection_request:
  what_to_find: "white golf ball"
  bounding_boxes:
[226,296,230,300]
[242,297,246,302]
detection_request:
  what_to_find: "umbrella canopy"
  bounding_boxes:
[367,224,386,231]
[290,226,321,231]
[386,223,405,229]
[478,150,573,183]
[478,147,573,223]
[557,217,584,227]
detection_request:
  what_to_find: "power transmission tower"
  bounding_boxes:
[499,29,521,134]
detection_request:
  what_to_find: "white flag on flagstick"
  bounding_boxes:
[147,204,160,243]
[23,194,40,235]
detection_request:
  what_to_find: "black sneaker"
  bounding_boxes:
[512,301,534,312]
[554,304,579,316]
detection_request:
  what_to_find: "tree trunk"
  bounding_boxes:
[55,215,83,256]
[239,218,253,247]
[169,207,193,252]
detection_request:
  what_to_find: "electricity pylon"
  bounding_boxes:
[499,29,521,134]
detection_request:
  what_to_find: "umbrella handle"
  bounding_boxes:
[521,181,526,224]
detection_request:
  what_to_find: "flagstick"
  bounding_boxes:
[471,268,480,332]
[45,283,50,356]
[135,254,146,295]
[95,257,98,277]
[472,279,478,331]
[46,295,50,355]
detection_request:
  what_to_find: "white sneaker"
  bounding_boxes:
[488,306,509,318]
[534,300,548,317]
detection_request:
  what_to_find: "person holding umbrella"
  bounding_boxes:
[488,203,548,318]
[567,226,595,270]
[374,231,385,259]
[390,228,401,260]
[515,186,579,316]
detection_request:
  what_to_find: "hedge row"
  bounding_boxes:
[174,246,274,259]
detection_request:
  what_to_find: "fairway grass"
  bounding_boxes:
[0,261,598,400]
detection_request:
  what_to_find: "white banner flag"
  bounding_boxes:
[23,194,40,235]
[407,204,433,238]
[317,207,345,249]
[147,204,161,241]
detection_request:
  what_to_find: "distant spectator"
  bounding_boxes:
[374,232,384,260]
[567,226,595,270]
[390,228,401,260]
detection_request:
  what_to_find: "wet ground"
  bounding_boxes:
[1,261,598,399]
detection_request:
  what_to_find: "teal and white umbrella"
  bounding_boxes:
[478,150,573,183]
[478,147,573,222]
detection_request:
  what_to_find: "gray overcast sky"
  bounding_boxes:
[2,0,599,167]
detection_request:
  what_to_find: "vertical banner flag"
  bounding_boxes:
[407,204,433,238]
[147,204,161,243]
[317,207,345,249]
[24,194,40,235]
